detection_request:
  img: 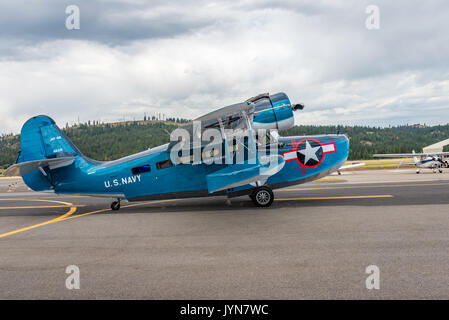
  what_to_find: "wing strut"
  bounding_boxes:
[241,110,257,161]
[218,117,232,164]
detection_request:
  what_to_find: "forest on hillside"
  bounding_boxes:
[283,124,449,160]
[1,122,449,169]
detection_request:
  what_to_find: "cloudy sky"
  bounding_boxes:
[1,0,448,134]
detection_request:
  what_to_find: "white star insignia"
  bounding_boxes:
[298,141,321,164]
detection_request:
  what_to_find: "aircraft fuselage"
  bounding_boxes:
[46,134,349,201]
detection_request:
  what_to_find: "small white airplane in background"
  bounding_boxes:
[373,151,449,174]
[374,139,449,174]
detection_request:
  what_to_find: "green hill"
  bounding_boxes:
[0,121,180,169]
[1,121,449,169]
[283,124,449,160]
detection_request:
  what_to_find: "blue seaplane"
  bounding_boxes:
[5,93,349,209]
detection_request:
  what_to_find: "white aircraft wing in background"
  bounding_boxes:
[373,152,449,158]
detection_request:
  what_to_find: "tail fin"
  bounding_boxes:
[19,115,81,162]
[412,150,418,165]
[8,115,81,191]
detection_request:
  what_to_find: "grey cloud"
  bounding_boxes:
[1,0,449,134]
[0,0,215,51]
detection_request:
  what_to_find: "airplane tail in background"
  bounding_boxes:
[4,115,82,191]
[412,150,419,165]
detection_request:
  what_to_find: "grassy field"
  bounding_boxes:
[0,168,19,180]
[343,158,415,170]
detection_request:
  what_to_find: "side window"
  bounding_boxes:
[156,160,173,170]
[132,164,151,175]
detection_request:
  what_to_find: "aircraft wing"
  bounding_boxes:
[420,152,449,157]
[167,101,255,155]
[373,152,449,158]
[3,157,75,177]
[192,102,254,127]
[179,102,254,135]
[338,162,366,170]
[206,155,285,193]
[373,153,417,158]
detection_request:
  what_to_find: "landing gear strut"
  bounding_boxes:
[111,198,121,211]
[250,186,274,207]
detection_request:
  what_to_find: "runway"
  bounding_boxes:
[1,169,449,299]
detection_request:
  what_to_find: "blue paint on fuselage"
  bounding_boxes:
[17,93,349,202]
[45,134,349,201]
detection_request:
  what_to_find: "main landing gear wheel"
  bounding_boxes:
[251,186,274,207]
[111,199,121,211]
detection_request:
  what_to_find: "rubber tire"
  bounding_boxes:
[111,201,120,211]
[251,187,274,207]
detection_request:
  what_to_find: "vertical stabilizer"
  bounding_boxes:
[412,150,419,165]
[13,115,82,191]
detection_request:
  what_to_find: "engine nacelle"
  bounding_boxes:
[250,92,303,131]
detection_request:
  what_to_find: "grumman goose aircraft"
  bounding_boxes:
[5,93,349,208]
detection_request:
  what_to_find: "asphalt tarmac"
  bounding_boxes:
[1,169,449,299]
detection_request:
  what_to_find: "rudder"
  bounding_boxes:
[16,115,81,191]
[19,115,81,162]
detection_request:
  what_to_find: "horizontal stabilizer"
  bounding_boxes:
[4,156,75,177]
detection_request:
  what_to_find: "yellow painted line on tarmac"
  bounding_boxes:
[62,208,111,220]
[61,199,178,221]
[0,198,77,205]
[0,198,177,238]
[0,193,394,238]
[277,195,393,201]
[122,199,178,209]
[0,199,77,239]
[0,205,85,210]
[316,178,346,182]
[282,182,449,192]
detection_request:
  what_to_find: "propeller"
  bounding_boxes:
[292,103,304,111]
